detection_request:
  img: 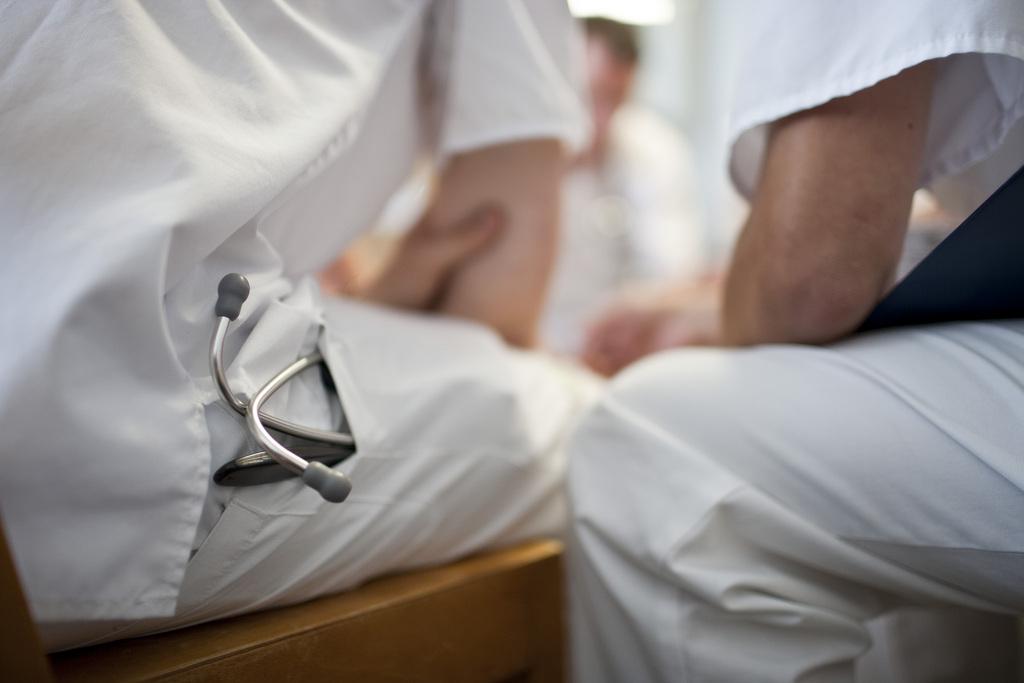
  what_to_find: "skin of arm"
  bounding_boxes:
[350,203,505,311]
[429,138,564,348]
[722,61,937,346]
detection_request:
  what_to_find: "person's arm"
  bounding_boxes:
[429,139,564,348]
[348,203,505,310]
[326,139,561,347]
[722,61,937,346]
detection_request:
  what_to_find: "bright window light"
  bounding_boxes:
[568,0,676,25]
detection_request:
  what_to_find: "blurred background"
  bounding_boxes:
[320,0,757,357]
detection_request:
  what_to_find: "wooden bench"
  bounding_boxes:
[1,518,565,682]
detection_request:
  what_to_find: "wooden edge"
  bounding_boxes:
[52,538,564,679]
[1,508,56,682]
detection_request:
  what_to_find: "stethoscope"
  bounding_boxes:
[209,273,356,503]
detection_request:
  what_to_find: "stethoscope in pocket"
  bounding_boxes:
[209,273,356,503]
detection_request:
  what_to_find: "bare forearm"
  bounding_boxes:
[432,140,564,347]
[722,194,904,346]
[721,61,936,346]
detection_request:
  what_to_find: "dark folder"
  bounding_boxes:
[858,163,1024,332]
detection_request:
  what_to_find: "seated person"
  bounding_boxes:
[0,0,602,651]
[565,0,1024,680]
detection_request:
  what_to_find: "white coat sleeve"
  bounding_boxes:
[727,0,1024,202]
[436,0,590,160]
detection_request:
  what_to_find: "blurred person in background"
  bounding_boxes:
[542,16,708,358]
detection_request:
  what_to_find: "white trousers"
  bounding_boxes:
[567,320,1024,682]
[43,297,601,650]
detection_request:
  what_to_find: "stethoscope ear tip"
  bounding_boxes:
[216,273,250,320]
[303,461,353,503]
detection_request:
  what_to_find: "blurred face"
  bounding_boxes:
[586,34,636,156]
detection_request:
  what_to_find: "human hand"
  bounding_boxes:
[353,203,504,311]
[580,284,721,376]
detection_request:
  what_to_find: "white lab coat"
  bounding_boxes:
[567,1,1024,681]
[0,0,593,641]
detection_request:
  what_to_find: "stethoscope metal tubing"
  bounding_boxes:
[211,317,248,414]
[246,352,324,476]
[211,319,353,447]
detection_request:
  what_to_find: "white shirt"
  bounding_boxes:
[0,0,585,622]
[543,103,705,355]
[728,0,1024,221]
